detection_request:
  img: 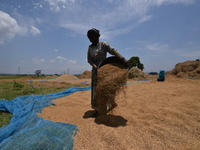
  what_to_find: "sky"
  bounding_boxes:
[0,0,200,75]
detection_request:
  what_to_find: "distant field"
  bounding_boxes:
[0,75,27,79]
[0,75,49,80]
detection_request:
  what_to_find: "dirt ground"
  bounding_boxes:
[37,75,200,150]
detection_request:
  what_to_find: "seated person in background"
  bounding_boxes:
[157,70,165,82]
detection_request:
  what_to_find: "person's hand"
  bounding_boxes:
[93,64,97,69]
[93,65,98,73]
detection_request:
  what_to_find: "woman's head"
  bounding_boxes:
[87,28,100,46]
[87,28,100,38]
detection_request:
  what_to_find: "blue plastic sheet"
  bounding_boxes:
[0,86,91,150]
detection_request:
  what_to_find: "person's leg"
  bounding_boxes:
[91,67,97,109]
[89,68,99,117]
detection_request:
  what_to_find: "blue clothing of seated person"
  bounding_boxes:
[157,70,165,82]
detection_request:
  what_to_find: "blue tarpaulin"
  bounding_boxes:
[0,86,91,150]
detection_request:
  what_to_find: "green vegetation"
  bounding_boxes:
[149,72,158,75]
[0,111,12,128]
[0,75,26,80]
[0,76,73,128]
[128,56,144,70]
[0,75,50,80]
[0,81,72,100]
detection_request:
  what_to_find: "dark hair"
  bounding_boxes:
[87,28,100,37]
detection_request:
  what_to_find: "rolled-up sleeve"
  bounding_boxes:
[103,42,124,59]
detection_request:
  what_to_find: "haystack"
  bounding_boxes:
[79,70,91,79]
[57,74,78,80]
[128,67,145,79]
[167,60,200,78]
[51,75,58,78]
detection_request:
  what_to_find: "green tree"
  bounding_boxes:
[35,70,42,76]
[128,56,144,70]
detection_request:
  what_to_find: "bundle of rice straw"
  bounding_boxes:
[95,63,128,115]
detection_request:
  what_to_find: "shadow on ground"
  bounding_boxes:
[83,110,127,127]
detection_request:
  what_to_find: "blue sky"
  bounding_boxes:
[0,0,200,75]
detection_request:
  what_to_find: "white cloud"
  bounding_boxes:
[1,0,196,43]
[54,49,58,52]
[146,43,169,53]
[0,11,21,41]
[32,2,43,9]
[137,15,152,24]
[0,10,43,44]
[33,57,45,64]
[45,0,75,5]
[45,0,75,12]
[43,0,194,40]
[154,0,195,6]
[30,26,41,36]
[57,56,67,60]
[50,6,60,12]
[136,41,170,55]
[56,56,77,64]
[67,59,76,64]
[57,56,67,62]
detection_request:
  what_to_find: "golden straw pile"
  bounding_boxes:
[95,63,128,115]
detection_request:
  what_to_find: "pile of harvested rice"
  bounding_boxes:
[78,70,91,79]
[57,74,78,80]
[167,60,200,78]
[95,63,128,115]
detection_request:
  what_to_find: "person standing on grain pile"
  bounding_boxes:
[87,28,128,117]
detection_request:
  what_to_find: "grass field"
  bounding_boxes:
[0,75,27,80]
[0,75,74,128]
